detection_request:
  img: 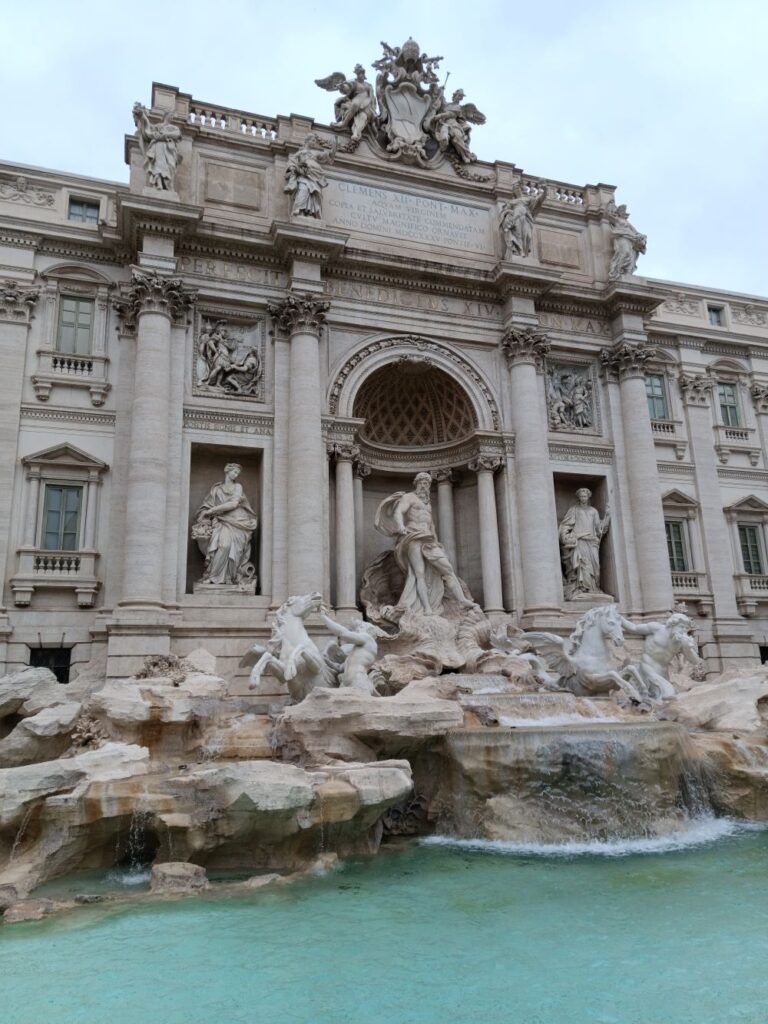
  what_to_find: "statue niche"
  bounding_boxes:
[189,459,259,594]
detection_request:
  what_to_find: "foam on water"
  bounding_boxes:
[497,713,624,727]
[106,868,152,886]
[422,817,764,858]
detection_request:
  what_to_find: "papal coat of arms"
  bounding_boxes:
[316,38,487,173]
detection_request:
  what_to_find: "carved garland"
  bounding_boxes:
[328,335,501,430]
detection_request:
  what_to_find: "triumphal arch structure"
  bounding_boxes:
[1,37,768,682]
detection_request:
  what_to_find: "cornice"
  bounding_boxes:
[20,404,116,427]
[548,441,613,464]
[327,263,499,305]
[183,405,274,435]
[717,467,768,484]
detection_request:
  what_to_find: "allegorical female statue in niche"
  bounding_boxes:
[558,487,610,600]
[191,463,259,587]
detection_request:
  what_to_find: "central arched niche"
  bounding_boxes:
[348,357,484,604]
[353,358,477,447]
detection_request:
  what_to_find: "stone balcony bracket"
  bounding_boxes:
[651,418,688,461]
[734,573,768,617]
[32,350,111,407]
[712,424,761,466]
[10,549,100,608]
[671,570,713,617]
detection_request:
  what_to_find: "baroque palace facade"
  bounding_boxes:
[1,41,768,682]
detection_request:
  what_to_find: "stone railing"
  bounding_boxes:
[521,179,584,205]
[651,419,677,436]
[11,548,99,607]
[713,424,760,466]
[671,570,707,591]
[33,553,82,575]
[32,350,110,406]
[188,103,277,140]
[735,572,768,617]
[651,418,687,460]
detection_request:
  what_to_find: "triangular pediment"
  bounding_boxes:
[662,488,699,509]
[22,443,107,471]
[724,495,768,515]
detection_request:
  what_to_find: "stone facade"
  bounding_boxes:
[1,60,767,680]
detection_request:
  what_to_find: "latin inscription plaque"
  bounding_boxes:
[324,180,494,255]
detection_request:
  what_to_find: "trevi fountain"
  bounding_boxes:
[2,35,768,1024]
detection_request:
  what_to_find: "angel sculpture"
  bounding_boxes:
[284,132,336,218]
[426,88,486,164]
[606,200,647,280]
[315,65,377,146]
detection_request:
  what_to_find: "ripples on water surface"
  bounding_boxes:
[3,822,768,1024]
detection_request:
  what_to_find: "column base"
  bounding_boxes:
[105,603,176,678]
[519,606,565,630]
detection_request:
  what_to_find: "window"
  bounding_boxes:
[665,520,689,572]
[56,297,94,354]
[645,374,669,420]
[707,305,724,327]
[717,382,740,426]
[738,524,764,575]
[68,198,100,224]
[42,484,82,550]
[29,647,72,685]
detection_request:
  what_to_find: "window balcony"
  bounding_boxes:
[671,570,713,616]
[651,418,687,460]
[10,547,100,608]
[31,348,110,406]
[713,424,761,466]
[734,573,768,617]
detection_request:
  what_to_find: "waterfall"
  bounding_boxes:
[429,720,714,843]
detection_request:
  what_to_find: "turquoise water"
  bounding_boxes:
[3,822,768,1024]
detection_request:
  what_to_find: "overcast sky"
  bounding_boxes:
[1,0,766,296]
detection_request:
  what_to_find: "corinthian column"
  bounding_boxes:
[433,469,457,568]
[468,456,504,612]
[502,326,562,619]
[268,293,329,596]
[601,341,672,615]
[116,270,194,608]
[329,442,358,612]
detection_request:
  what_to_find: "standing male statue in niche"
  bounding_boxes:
[375,472,475,616]
[558,487,610,599]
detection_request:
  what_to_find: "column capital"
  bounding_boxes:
[0,279,39,324]
[432,468,454,483]
[679,372,714,406]
[468,455,503,474]
[599,340,655,381]
[113,269,195,329]
[501,325,550,372]
[269,291,330,336]
[327,441,359,462]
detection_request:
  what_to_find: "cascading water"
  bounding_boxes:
[427,718,715,844]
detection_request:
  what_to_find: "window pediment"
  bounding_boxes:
[22,443,107,472]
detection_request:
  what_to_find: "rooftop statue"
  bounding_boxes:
[315,65,377,150]
[132,103,182,192]
[606,200,647,280]
[314,38,486,170]
[499,184,546,258]
[284,132,336,218]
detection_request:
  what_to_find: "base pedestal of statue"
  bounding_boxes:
[193,581,257,596]
[563,592,615,612]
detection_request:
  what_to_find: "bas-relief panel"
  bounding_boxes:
[323,179,494,256]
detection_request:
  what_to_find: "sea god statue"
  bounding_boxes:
[191,463,259,589]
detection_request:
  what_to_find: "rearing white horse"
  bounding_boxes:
[239,593,339,703]
[525,604,649,704]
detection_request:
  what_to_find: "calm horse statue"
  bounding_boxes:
[240,592,339,703]
[525,604,649,704]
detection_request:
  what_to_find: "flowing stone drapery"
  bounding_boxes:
[501,326,562,617]
[600,340,672,615]
[115,270,194,608]
[468,456,504,612]
[433,469,457,569]
[330,443,358,612]
[268,293,329,596]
